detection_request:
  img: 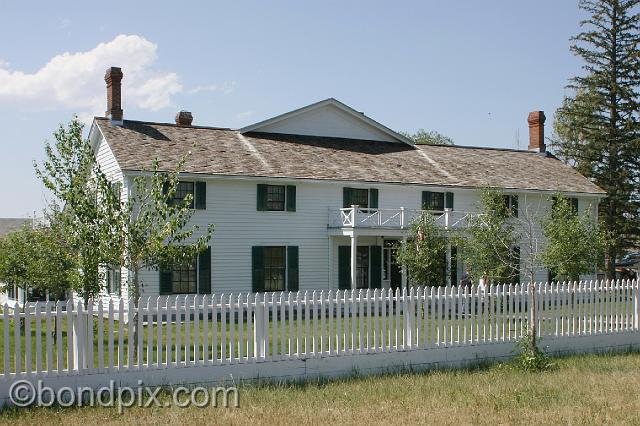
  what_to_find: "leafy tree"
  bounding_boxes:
[117,158,214,302]
[401,129,454,145]
[542,194,605,281]
[34,118,122,303]
[396,212,448,286]
[457,188,518,284]
[551,0,640,277]
[0,224,79,312]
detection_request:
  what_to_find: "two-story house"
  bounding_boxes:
[90,67,605,299]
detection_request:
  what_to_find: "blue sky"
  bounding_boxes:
[0,1,585,217]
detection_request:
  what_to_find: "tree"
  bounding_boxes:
[542,194,605,281]
[0,224,79,313]
[401,129,454,145]
[551,0,640,277]
[110,158,214,354]
[396,212,448,286]
[34,118,123,303]
[456,188,518,284]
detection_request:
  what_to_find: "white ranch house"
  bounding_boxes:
[89,67,604,301]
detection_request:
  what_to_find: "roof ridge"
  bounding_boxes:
[94,116,234,131]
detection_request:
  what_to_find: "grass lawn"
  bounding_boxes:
[1,351,640,424]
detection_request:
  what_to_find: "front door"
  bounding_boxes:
[384,240,403,290]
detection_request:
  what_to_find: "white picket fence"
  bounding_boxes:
[0,279,639,402]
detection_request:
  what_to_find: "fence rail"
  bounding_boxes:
[1,279,638,379]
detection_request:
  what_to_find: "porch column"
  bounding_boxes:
[401,236,408,289]
[350,233,358,289]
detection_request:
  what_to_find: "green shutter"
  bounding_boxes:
[286,185,296,212]
[287,246,299,291]
[512,195,519,217]
[369,188,379,209]
[162,181,173,206]
[571,198,579,214]
[445,192,454,210]
[512,246,521,284]
[370,245,382,289]
[195,182,206,210]
[198,246,211,294]
[257,184,268,211]
[159,267,172,295]
[252,246,264,292]
[343,187,353,208]
[338,246,351,290]
[422,191,432,210]
[451,246,458,286]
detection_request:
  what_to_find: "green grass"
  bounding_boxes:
[2,351,640,424]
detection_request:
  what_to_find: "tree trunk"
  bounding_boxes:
[131,265,140,364]
[528,278,537,346]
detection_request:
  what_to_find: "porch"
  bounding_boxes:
[327,207,475,230]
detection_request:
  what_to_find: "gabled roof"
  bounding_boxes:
[241,98,415,145]
[94,117,606,196]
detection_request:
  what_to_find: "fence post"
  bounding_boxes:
[634,279,639,331]
[72,300,87,371]
[254,293,266,360]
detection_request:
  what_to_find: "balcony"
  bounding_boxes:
[328,207,476,230]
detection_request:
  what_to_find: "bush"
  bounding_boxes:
[514,330,552,372]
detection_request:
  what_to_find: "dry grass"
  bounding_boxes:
[2,351,640,425]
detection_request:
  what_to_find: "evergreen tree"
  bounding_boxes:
[552,0,640,277]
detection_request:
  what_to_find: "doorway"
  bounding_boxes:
[383,240,402,290]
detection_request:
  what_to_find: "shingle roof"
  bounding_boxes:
[95,118,605,195]
[0,219,31,237]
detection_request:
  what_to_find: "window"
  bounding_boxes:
[552,196,579,215]
[252,246,298,292]
[344,188,369,208]
[106,265,121,295]
[502,194,519,217]
[264,246,286,291]
[6,285,15,300]
[171,258,198,294]
[356,246,369,289]
[422,191,453,212]
[174,181,195,208]
[266,185,286,211]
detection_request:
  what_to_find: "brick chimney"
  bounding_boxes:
[175,110,193,126]
[527,111,546,153]
[104,67,123,122]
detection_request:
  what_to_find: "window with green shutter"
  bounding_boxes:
[257,184,296,212]
[502,194,518,217]
[252,246,298,292]
[195,181,206,210]
[370,246,382,289]
[198,246,211,293]
[343,187,369,208]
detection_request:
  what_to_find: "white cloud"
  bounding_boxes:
[0,58,9,69]
[0,34,184,117]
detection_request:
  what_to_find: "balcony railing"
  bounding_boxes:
[328,206,477,230]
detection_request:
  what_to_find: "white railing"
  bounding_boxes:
[328,207,477,229]
[1,279,638,380]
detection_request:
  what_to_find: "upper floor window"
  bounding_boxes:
[343,188,378,208]
[163,180,206,210]
[552,196,579,215]
[422,191,453,212]
[502,194,519,217]
[257,184,296,212]
[174,181,195,208]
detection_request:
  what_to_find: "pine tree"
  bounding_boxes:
[552,0,640,277]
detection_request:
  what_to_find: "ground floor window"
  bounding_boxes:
[106,265,122,295]
[252,246,299,292]
[264,246,286,291]
[356,246,369,289]
[6,284,16,299]
[171,258,198,294]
